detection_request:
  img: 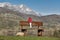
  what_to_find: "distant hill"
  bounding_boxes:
[39,14,60,29]
[40,14,60,23]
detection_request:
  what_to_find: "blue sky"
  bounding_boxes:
[0,0,60,15]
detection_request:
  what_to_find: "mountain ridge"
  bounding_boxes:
[0,2,41,16]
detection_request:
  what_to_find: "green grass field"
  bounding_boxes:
[0,36,60,40]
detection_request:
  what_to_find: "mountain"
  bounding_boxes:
[40,14,60,23]
[0,2,41,16]
[0,4,60,28]
[0,6,42,36]
[0,2,60,36]
[0,6,41,30]
[39,14,60,29]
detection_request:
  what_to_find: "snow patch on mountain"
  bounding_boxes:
[0,2,41,16]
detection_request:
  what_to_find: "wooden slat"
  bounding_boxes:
[20,21,43,26]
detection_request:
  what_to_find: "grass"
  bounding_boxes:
[0,36,60,40]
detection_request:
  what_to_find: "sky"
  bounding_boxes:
[0,0,60,15]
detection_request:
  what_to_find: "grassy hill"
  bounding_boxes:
[0,36,60,40]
